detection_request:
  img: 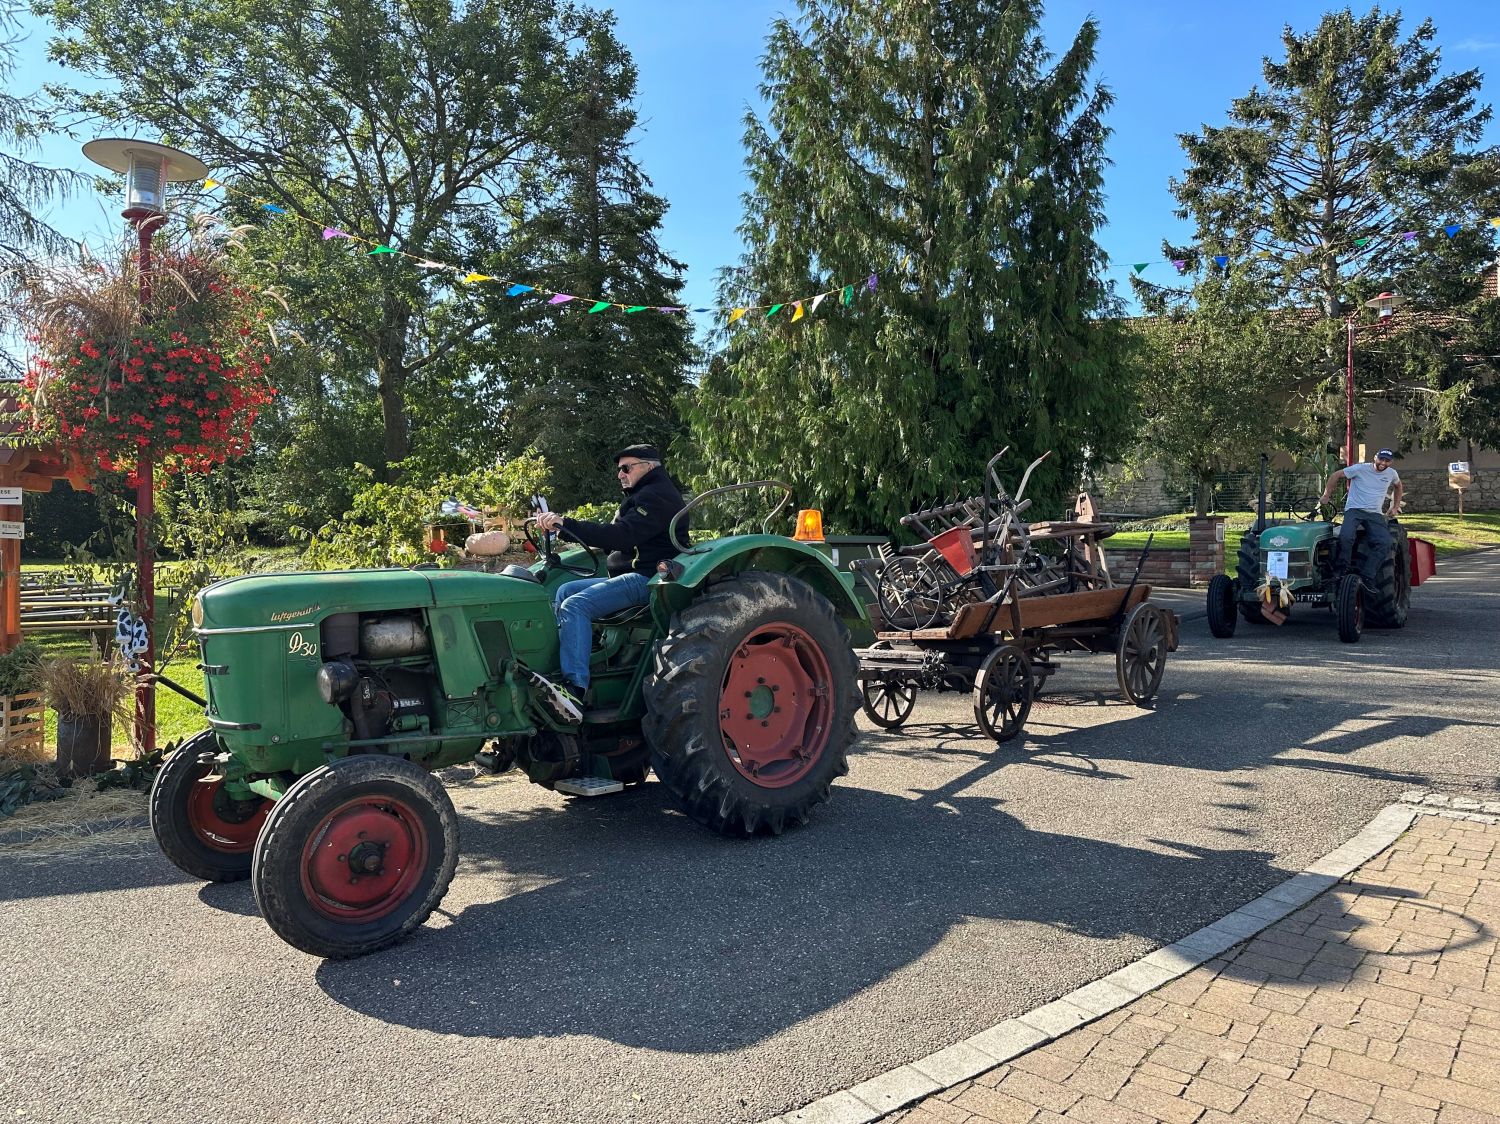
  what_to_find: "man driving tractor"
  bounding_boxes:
[533,444,689,719]
[1319,448,1404,589]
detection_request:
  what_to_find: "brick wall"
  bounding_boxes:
[1131,549,1194,589]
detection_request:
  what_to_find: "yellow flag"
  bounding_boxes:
[900,254,912,270]
[791,301,804,322]
[462,272,493,284]
[728,307,746,323]
[1490,217,1500,228]
[203,178,219,189]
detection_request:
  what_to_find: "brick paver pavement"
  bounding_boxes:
[886,812,1500,1124]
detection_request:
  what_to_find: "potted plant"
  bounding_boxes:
[36,641,133,778]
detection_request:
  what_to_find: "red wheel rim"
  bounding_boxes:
[185,772,269,853]
[718,623,834,788]
[300,797,428,922]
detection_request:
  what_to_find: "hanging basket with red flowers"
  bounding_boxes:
[16,219,280,486]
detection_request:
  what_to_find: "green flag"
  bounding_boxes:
[841,285,853,306]
[766,303,783,317]
[624,305,648,314]
[1353,237,1370,248]
[1133,263,1149,274]
[587,301,611,313]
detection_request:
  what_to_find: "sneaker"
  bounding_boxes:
[527,670,584,725]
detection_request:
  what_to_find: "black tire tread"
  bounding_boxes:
[1364,521,1410,629]
[642,571,858,837]
[1235,530,1269,624]
[1206,574,1237,639]
[149,730,257,882]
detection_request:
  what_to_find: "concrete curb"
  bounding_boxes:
[762,793,1483,1124]
[0,812,148,849]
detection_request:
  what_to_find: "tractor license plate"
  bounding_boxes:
[1266,551,1290,579]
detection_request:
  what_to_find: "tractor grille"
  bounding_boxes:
[1262,548,1313,581]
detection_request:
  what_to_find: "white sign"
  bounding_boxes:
[0,521,23,540]
[1449,461,1470,475]
[1266,550,1290,580]
[0,488,20,505]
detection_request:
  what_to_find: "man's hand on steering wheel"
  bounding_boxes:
[524,515,601,577]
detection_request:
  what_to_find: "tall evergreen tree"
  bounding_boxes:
[685,0,1133,533]
[1171,6,1500,452]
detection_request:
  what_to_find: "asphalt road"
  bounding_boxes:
[2,551,1496,1124]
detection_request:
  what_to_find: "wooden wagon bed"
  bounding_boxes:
[877,583,1153,642]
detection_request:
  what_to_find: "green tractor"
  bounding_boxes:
[1204,461,1418,644]
[149,483,869,958]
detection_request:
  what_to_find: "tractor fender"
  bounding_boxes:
[650,534,873,643]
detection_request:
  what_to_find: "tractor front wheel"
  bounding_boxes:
[150,730,270,882]
[643,571,858,836]
[251,756,458,959]
[1335,574,1364,643]
[1206,575,1237,639]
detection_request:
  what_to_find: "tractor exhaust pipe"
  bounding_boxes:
[1254,453,1269,535]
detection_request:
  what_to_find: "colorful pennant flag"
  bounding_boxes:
[1353,237,1371,248]
[1490,218,1500,228]
[810,293,827,314]
[506,284,534,296]
[587,301,611,313]
[766,304,783,318]
[1171,260,1187,274]
[462,272,493,284]
[842,285,853,306]
[417,260,446,269]
[1133,263,1149,274]
[624,305,648,314]
[867,273,878,292]
[1445,224,1462,237]
[728,307,747,323]
[322,227,350,240]
[1213,255,1228,269]
[368,245,396,255]
[262,203,287,215]
[1401,231,1418,241]
[791,301,804,322]
[549,294,575,305]
[202,178,218,190]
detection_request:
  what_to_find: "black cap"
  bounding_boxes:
[615,444,662,463]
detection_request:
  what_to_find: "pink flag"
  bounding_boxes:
[549,294,576,305]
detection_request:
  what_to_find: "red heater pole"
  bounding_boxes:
[1345,320,1355,467]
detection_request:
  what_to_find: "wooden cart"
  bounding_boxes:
[854,567,1179,743]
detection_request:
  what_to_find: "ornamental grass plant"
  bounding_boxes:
[35,638,133,724]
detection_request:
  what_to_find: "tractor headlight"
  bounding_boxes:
[190,595,205,629]
[316,660,360,705]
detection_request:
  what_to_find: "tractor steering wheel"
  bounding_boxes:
[524,518,601,578]
[1290,495,1326,522]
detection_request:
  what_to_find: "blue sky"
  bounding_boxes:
[10,1,1500,316]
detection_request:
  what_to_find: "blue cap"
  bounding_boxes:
[1376,449,1395,460]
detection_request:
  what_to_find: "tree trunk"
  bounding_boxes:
[1195,477,1212,518]
[376,304,413,478]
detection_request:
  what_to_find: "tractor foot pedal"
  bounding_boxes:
[555,775,624,797]
[526,670,583,725]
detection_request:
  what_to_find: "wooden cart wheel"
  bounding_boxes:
[973,644,1033,742]
[1116,603,1168,707]
[861,678,918,729]
[875,555,946,631]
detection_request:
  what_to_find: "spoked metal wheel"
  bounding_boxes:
[861,677,918,729]
[1116,603,1169,706]
[875,555,945,631]
[973,644,1033,742]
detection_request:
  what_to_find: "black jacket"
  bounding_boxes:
[559,466,690,576]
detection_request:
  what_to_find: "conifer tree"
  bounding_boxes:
[686,0,1133,533]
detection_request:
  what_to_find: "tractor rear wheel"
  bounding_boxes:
[1235,531,1269,624]
[642,571,858,836]
[251,756,458,958]
[1206,575,1237,638]
[1364,521,1410,629]
[150,730,270,882]
[1335,573,1364,643]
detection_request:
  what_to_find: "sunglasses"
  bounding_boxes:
[616,461,649,475]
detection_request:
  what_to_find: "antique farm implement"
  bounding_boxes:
[853,449,1178,741]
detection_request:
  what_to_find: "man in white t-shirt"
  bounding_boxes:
[1318,448,1404,587]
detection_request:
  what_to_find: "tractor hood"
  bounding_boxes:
[195,568,551,631]
[1257,523,1333,553]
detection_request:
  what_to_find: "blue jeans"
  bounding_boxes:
[553,572,651,690]
[1339,509,1392,584]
